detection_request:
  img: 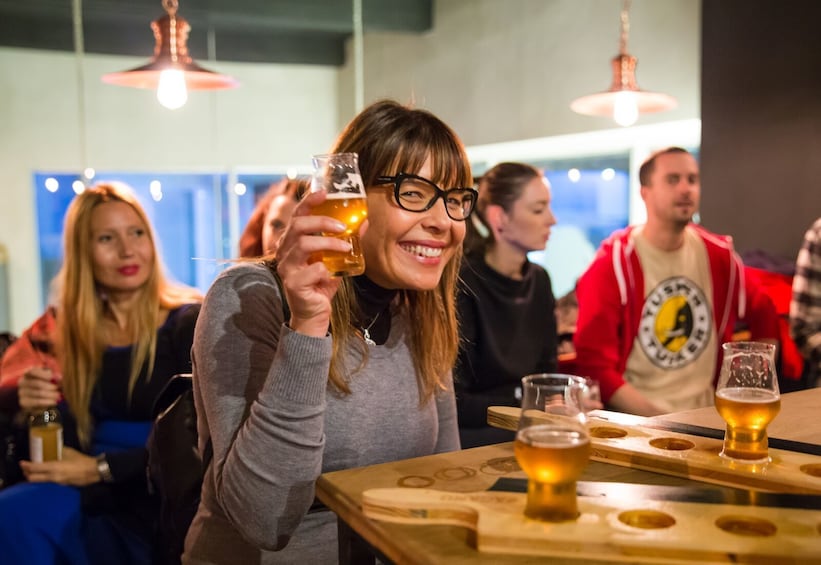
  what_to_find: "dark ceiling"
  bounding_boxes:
[0,0,433,66]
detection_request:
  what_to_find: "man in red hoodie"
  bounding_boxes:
[574,147,778,416]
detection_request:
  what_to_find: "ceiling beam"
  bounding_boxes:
[0,0,432,65]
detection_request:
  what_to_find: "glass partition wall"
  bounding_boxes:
[32,119,699,310]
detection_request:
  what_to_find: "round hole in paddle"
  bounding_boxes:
[715,515,777,537]
[618,510,676,529]
[649,437,695,451]
[397,475,435,488]
[799,464,821,478]
[589,426,628,439]
[433,467,477,481]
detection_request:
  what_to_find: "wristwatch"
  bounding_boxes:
[96,453,114,483]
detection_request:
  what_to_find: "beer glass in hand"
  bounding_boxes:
[310,152,368,277]
[715,341,781,464]
[514,374,590,522]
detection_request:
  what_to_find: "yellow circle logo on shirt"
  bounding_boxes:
[638,276,712,369]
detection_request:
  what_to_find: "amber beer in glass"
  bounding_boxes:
[514,374,590,521]
[310,153,368,277]
[715,342,781,464]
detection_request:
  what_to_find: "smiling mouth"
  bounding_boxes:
[400,244,443,258]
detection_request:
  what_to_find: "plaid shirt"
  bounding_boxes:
[790,217,821,379]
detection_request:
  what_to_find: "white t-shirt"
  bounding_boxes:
[624,226,717,412]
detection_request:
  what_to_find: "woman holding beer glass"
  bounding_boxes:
[184,99,477,563]
[0,182,202,564]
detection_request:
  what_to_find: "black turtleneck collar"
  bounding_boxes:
[352,275,397,345]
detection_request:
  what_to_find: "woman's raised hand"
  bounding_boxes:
[275,190,366,338]
[18,367,61,410]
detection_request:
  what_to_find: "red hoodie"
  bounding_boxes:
[574,224,778,404]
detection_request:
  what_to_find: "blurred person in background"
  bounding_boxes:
[574,147,778,416]
[790,216,821,387]
[238,177,309,259]
[0,182,202,564]
[454,162,559,448]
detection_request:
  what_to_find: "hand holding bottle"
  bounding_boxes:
[20,447,100,486]
[18,367,62,411]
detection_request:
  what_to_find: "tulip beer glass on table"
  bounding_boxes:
[310,152,368,277]
[715,341,781,464]
[514,374,590,522]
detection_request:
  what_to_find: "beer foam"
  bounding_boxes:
[320,191,366,200]
[716,387,779,403]
[517,425,589,448]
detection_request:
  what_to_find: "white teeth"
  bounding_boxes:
[401,244,443,258]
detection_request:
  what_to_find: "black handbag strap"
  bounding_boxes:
[152,373,194,419]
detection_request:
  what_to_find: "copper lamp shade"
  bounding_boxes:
[101,0,237,91]
[570,0,676,126]
[570,53,677,117]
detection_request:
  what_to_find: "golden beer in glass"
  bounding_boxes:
[715,342,781,464]
[310,153,368,277]
[514,374,590,522]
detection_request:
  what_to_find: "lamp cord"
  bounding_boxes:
[163,0,178,17]
[619,0,631,55]
[71,0,88,181]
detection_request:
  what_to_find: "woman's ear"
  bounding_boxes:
[485,204,507,237]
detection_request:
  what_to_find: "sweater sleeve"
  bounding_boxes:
[790,221,821,367]
[453,282,496,427]
[573,251,627,403]
[743,271,780,341]
[434,371,461,453]
[0,309,60,389]
[541,270,559,373]
[193,264,332,551]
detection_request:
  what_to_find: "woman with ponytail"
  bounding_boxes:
[455,162,560,447]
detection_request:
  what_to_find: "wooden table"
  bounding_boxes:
[316,389,821,564]
[654,387,820,445]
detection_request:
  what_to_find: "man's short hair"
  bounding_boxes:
[639,147,691,187]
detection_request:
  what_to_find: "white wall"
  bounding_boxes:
[0,48,338,333]
[338,0,700,143]
[0,0,701,333]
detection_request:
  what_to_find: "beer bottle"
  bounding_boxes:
[28,407,63,462]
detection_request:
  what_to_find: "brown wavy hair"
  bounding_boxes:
[325,99,472,402]
[56,182,202,446]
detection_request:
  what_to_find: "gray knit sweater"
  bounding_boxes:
[183,263,460,564]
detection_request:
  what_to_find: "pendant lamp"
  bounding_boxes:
[101,0,238,110]
[570,0,676,127]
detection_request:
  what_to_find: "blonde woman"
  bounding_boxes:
[184,99,476,563]
[0,182,202,564]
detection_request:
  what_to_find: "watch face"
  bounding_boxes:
[97,455,114,483]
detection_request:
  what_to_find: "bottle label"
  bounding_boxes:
[29,423,63,462]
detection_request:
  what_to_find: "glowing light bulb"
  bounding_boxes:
[613,91,638,127]
[45,177,59,193]
[156,70,188,110]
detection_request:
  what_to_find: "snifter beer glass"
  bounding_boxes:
[514,374,590,522]
[715,342,781,464]
[310,152,368,276]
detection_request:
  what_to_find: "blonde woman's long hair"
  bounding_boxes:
[56,182,202,447]
[325,100,472,402]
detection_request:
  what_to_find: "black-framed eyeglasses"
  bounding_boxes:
[375,173,478,221]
